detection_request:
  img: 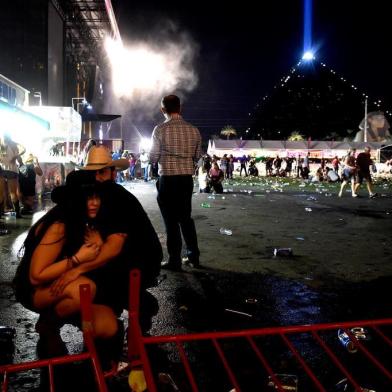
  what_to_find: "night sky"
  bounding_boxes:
[111,0,391,139]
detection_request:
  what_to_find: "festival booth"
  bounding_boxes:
[24,106,82,192]
[0,73,81,193]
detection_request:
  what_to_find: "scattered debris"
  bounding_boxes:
[158,373,181,391]
[337,329,357,353]
[219,228,233,236]
[274,248,293,257]
[245,298,258,304]
[267,374,298,391]
[335,378,376,392]
[224,308,253,318]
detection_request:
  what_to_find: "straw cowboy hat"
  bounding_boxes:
[79,145,129,171]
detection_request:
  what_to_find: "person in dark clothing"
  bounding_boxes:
[76,146,162,328]
[150,94,202,271]
[239,155,248,177]
[248,159,259,176]
[209,162,224,193]
[19,154,43,214]
[354,147,378,198]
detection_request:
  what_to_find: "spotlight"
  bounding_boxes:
[139,137,152,152]
[302,51,315,61]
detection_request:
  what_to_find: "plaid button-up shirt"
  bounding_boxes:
[150,114,202,176]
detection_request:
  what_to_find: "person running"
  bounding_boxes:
[354,147,378,198]
[338,148,357,198]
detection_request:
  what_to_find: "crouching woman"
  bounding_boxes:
[13,176,119,351]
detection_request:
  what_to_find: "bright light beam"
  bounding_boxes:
[139,137,152,152]
[105,37,197,99]
[303,0,313,54]
[302,51,315,61]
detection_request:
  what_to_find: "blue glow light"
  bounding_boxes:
[302,51,315,60]
[303,0,313,56]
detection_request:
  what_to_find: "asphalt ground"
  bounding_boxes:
[1,175,392,391]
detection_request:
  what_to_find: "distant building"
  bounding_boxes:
[0,1,119,142]
[0,1,66,106]
[248,60,387,141]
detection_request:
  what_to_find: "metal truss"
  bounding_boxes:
[56,0,115,66]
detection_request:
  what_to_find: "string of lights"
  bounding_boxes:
[252,57,391,118]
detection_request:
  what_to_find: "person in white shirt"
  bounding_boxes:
[139,150,150,181]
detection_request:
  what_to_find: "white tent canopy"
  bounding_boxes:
[207,139,384,159]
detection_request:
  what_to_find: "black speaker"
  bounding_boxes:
[86,65,100,103]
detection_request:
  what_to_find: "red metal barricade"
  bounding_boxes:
[2,271,392,391]
[127,270,392,392]
[0,285,109,392]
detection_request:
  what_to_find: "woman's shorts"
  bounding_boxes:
[342,168,355,181]
[1,170,18,180]
[356,170,371,184]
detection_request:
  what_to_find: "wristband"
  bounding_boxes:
[71,255,81,267]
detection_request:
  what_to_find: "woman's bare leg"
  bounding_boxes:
[33,276,97,318]
[7,178,21,216]
[91,305,118,338]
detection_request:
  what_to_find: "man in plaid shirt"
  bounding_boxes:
[150,95,202,271]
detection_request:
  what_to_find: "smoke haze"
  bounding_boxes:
[103,20,199,148]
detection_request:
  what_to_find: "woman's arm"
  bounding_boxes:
[49,232,127,296]
[29,223,68,286]
[77,232,127,273]
[34,158,43,176]
[30,223,100,286]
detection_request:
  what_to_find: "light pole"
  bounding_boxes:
[364,96,368,143]
[33,92,42,106]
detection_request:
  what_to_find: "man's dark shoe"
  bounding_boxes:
[189,261,200,268]
[161,261,182,271]
[182,256,200,268]
[182,257,200,268]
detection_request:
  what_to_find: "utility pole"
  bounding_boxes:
[364,97,368,143]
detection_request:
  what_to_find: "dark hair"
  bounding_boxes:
[13,181,103,309]
[161,95,181,114]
